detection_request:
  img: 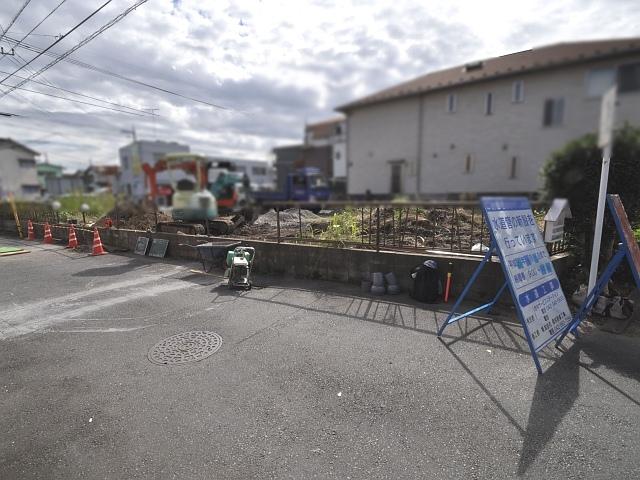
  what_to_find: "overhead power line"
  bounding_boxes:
[5,84,150,117]
[0,68,158,116]
[0,0,33,45]
[1,35,230,111]
[12,0,67,49]
[0,0,114,86]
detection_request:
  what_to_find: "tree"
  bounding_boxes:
[542,124,640,287]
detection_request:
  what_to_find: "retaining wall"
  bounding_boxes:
[4,221,570,303]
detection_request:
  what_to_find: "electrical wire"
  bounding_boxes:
[0,68,158,116]
[0,21,153,117]
[0,0,114,86]
[0,0,32,45]
[1,35,230,110]
[3,83,150,117]
[11,0,67,50]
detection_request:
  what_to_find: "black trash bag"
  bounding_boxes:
[409,260,440,303]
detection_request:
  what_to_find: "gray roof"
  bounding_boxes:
[337,37,640,111]
[0,138,39,155]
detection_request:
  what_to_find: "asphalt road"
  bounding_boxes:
[1,235,639,479]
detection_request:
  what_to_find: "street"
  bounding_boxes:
[1,235,639,479]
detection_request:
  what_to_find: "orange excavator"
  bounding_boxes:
[142,153,247,235]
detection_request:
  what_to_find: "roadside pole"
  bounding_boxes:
[588,86,617,295]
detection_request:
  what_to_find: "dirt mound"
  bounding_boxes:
[253,208,328,227]
[95,202,172,230]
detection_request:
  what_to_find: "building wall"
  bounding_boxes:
[346,54,640,197]
[0,145,40,200]
[208,157,275,190]
[306,119,348,181]
[118,141,189,199]
[347,98,420,195]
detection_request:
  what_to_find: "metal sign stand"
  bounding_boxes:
[437,242,544,373]
[556,194,640,346]
[438,197,572,374]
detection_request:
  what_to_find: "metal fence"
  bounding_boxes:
[1,199,571,256]
[256,200,571,256]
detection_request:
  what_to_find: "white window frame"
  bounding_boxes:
[512,80,524,103]
[446,93,457,113]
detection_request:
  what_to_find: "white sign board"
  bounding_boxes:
[482,197,572,351]
[598,86,617,148]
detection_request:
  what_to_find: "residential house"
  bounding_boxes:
[305,117,347,190]
[84,165,120,193]
[37,162,64,194]
[118,140,190,199]
[337,38,640,198]
[46,171,85,197]
[0,138,40,200]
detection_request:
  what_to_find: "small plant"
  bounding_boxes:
[320,208,361,243]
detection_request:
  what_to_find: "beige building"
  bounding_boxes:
[337,38,640,198]
[0,138,41,200]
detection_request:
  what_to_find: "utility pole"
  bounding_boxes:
[588,85,617,295]
[146,108,159,139]
[121,126,142,197]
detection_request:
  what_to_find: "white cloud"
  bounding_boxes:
[0,0,638,171]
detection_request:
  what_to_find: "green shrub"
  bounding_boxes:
[320,208,361,243]
[542,124,640,285]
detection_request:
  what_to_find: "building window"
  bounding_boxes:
[446,93,457,113]
[512,80,524,103]
[334,150,341,160]
[21,185,40,195]
[390,164,402,194]
[509,157,517,179]
[543,98,564,127]
[586,68,616,98]
[464,154,473,174]
[121,156,129,170]
[485,92,493,115]
[335,124,342,135]
[18,158,36,168]
[252,166,267,176]
[618,62,640,93]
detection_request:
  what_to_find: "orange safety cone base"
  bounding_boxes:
[66,225,78,249]
[43,223,53,244]
[91,228,107,256]
[27,220,35,240]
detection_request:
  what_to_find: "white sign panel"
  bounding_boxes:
[598,86,617,148]
[481,197,572,351]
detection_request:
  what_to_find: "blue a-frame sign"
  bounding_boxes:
[438,197,572,374]
[556,194,640,345]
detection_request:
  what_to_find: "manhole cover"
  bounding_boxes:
[148,331,222,365]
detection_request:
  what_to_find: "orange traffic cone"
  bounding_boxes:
[91,227,106,255]
[66,225,78,249]
[27,220,35,240]
[43,222,53,244]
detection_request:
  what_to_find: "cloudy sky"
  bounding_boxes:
[0,0,638,171]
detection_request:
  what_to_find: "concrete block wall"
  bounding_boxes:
[8,221,570,304]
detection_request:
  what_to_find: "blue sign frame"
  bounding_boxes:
[556,194,640,345]
[438,197,572,374]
